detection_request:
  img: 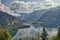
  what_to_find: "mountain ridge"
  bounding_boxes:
[0,11,16,27]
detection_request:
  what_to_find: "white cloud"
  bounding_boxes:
[1,0,60,14]
[45,0,60,7]
[11,1,39,13]
[0,1,20,16]
[44,0,54,7]
[11,1,48,13]
[10,0,60,13]
[45,0,53,3]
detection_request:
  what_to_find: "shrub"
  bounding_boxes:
[49,35,57,40]
[0,28,12,40]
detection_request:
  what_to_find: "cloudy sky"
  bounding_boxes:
[0,0,60,13]
[2,0,60,5]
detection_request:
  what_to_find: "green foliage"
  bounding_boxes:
[57,27,60,40]
[0,28,12,40]
[32,33,40,40]
[49,35,57,40]
[19,38,22,40]
[33,36,40,40]
[32,37,34,40]
[27,21,33,24]
[41,27,48,40]
[19,37,28,40]
[7,22,23,29]
[24,37,28,40]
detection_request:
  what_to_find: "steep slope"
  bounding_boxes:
[0,11,23,37]
[20,9,48,21]
[39,7,60,28]
[0,11,16,27]
[19,6,60,28]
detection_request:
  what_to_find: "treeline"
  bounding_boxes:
[0,26,60,40]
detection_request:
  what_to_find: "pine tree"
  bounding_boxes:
[32,37,34,40]
[57,27,60,40]
[41,27,48,40]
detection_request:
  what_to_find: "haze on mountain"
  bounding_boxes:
[0,0,60,28]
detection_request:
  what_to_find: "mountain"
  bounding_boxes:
[19,6,60,28]
[39,6,60,28]
[0,11,21,36]
[19,9,47,21]
[0,11,30,36]
[0,11,16,27]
